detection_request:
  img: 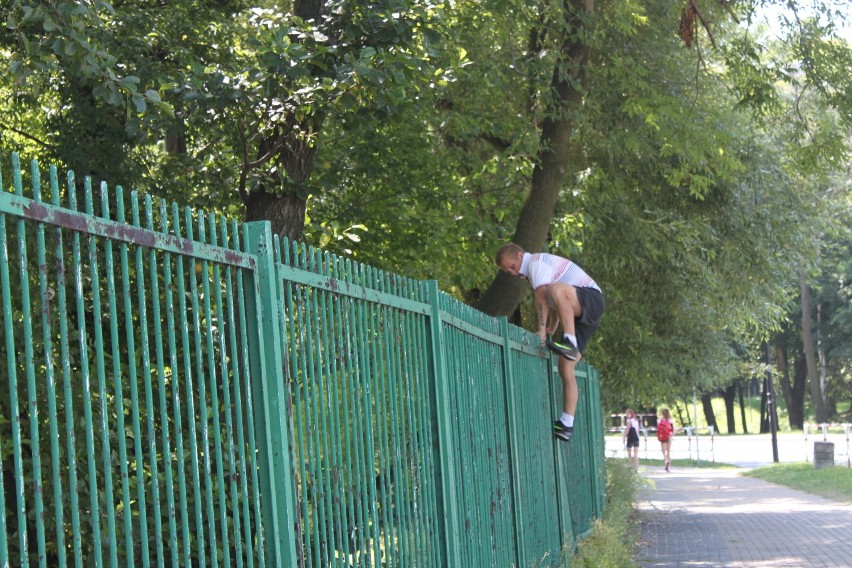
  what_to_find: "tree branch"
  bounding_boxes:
[690,0,717,48]
[0,123,55,151]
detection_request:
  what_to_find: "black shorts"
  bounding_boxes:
[575,287,604,353]
[626,428,640,448]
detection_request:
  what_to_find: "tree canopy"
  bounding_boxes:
[3,0,852,412]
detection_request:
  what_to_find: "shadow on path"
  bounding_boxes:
[635,466,852,567]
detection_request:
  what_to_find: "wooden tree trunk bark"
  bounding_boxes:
[738,383,748,434]
[476,0,594,317]
[241,0,324,241]
[722,384,736,434]
[778,346,805,430]
[801,274,828,423]
[700,392,717,432]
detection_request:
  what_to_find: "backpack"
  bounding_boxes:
[657,419,672,442]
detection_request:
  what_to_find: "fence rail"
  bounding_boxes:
[0,154,605,568]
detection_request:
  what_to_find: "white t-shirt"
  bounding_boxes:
[519,252,601,292]
[626,417,640,433]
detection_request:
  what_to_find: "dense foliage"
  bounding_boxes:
[2,0,852,413]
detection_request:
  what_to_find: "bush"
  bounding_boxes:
[570,458,643,567]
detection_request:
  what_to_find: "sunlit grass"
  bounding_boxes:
[743,462,852,504]
[566,458,642,568]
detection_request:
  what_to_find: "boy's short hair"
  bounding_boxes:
[495,242,523,265]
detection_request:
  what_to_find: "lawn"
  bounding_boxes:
[743,462,852,504]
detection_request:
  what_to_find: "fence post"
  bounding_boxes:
[498,317,526,567]
[242,222,298,567]
[549,355,575,551]
[425,281,462,567]
[583,363,606,518]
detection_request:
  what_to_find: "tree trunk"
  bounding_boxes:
[245,190,308,242]
[722,384,736,434]
[700,392,717,432]
[777,344,793,425]
[738,382,748,434]
[801,275,828,423]
[759,377,769,433]
[241,0,324,241]
[779,347,805,429]
[476,0,593,317]
[674,402,689,430]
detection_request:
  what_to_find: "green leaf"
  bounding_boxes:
[132,94,147,112]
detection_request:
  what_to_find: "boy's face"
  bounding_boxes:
[499,251,524,277]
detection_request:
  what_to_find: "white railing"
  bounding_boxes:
[605,424,852,468]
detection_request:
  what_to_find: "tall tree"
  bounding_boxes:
[3,0,446,238]
[800,274,828,422]
[475,0,593,317]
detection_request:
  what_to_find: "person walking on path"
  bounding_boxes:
[656,407,674,472]
[623,408,641,468]
[636,466,852,567]
[495,243,605,443]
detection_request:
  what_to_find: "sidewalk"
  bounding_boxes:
[635,466,852,567]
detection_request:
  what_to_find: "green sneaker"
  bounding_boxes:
[546,336,579,361]
[553,420,573,443]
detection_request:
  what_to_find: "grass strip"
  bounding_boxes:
[743,462,852,504]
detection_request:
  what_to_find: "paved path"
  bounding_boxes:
[635,466,852,567]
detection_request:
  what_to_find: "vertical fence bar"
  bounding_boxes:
[221,220,251,568]
[281,242,311,567]
[184,211,219,568]
[371,268,393,566]
[87,181,120,568]
[411,285,438,568]
[100,185,134,568]
[0,170,28,568]
[549,355,575,554]
[499,318,526,567]
[425,281,461,568]
[172,204,209,567]
[199,214,230,568]
[134,194,163,567]
[241,222,298,567]
[55,170,83,568]
[33,162,64,567]
[15,158,47,567]
[0,168,8,568]
[209,216,236,568]
[305,247,332,568]
[313,250,341,567]
[69,177,103,568]
[115,187,150,567]
[162,202,192,567]
[233,225,266,568]
[340,259,366,568]
[358,262,381,567]
[334,258,360,568]
[147,198,180,568]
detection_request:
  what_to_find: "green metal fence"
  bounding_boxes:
[0,154,605,568]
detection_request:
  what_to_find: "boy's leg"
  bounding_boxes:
[549,284,582,337]
[544,283,583,359]
[560,356,579,416]
[553,356,579,442]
